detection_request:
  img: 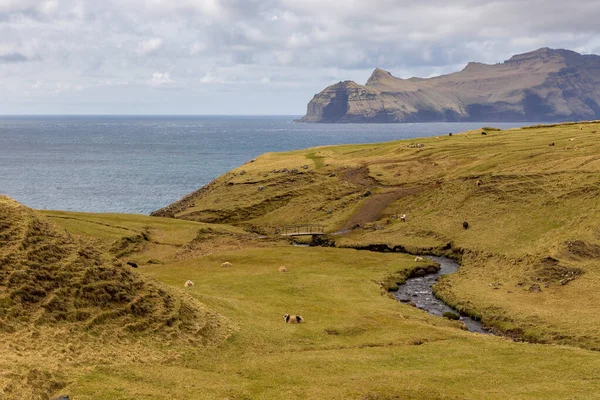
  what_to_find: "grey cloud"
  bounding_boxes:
[1,0,600,114]
[0,52,34,63]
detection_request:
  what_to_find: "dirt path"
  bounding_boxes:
[340,186,427,230]
[340,167,380,188]
[335,166,436,231]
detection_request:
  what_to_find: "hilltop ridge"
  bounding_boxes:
[301,48,600,123]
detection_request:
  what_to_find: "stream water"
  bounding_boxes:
[394,256,488,333]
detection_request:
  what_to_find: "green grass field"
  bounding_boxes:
[3,121,600,398]
[152,121,600,349]
[26,242,600,399]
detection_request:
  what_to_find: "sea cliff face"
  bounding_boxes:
[301,48,600,123]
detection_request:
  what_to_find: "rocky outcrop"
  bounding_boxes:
[301,48,600,123]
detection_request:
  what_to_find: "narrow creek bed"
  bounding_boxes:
[395,256,488,334]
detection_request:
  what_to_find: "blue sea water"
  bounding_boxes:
[0,115,535,214]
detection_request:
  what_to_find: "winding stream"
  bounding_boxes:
[394,256,488,334]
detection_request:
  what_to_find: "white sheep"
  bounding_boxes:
[283,314,304,323]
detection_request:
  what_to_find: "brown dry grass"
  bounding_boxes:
[0,196,234,399]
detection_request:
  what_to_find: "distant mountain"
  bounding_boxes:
[300,48,600,123]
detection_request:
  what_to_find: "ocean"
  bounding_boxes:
[0,116,534,214]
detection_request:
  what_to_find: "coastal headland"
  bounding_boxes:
[301,48,600,123]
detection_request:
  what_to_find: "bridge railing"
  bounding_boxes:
[281,224,325,236]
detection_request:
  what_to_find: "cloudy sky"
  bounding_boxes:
[1,0,599,115]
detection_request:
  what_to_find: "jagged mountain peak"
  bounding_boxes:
[301,48,600,123]
[366,68,399,86]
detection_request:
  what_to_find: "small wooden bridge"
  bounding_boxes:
[280,224,325,237]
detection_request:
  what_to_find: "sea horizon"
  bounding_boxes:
[1,115,540,214]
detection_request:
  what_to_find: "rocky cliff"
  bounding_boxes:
[300,48,600,123]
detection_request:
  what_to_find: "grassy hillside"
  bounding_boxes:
[68,247,600,399]
[11,208,600,398]
[41,210,271,263]
[153,121,600,348]
[0,197,233,399]
[4,121,600,398]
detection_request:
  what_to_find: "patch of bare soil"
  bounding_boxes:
[529,257,584,287]
[564,240,600,259]
[341,186,427,230]
[340,167,380,188]
[336,166,435,230]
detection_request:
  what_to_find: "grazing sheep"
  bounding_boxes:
[481,131,487,135]
[184,280,194,288]
[126,261,138,268]
[569,138,575,142]
[278,266,287,272]
[580,126,584,130]
[414,256,424,262]
[549,142,555,146]
[221,262,232,268]
[283,314,304,324]
[476,179,483,186]
[463,221,469,229]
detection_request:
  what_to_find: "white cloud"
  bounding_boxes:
[1,0,600,114]
[200,71,225,84]
[189,41,206,55]
[150,71,175,85]
[135,38,163,56]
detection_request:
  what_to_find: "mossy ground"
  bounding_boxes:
[4,121,600,398]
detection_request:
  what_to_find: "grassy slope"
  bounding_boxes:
[39,243,600,399]
[41,210,275,263]
[5,122,600,398]
[0,200,233,399]
[154,122,600,348]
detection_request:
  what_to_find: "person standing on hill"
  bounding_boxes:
[401,213,406,222]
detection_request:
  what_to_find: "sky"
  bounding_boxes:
[1,0,599,115]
